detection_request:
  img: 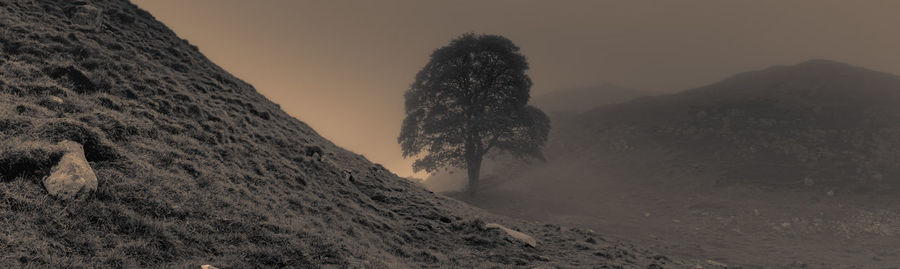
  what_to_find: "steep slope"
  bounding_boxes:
[0,0,683,268]
[532,83,645,115]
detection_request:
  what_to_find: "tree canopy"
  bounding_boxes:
[399,33,550,194]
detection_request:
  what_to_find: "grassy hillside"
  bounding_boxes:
[0,0,685,267]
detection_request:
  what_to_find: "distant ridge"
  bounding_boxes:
[532,83,645,114]
[561,59,900,188]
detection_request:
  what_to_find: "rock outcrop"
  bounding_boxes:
[42,140,97,200]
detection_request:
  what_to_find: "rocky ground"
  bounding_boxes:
[0,0,686,267]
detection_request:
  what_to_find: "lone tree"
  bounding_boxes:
[399,33,550,195]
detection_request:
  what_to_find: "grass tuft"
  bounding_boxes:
[0,139,64,182]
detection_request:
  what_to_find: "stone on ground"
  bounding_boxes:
[43,140,98,200]
[70,4,102,31]
[486,223,538,248]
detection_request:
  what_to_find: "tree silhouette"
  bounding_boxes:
[399,33,550,195]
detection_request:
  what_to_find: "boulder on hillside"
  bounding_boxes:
[486,223,537,248]
[43,140,98,200]
[70,4,102,31]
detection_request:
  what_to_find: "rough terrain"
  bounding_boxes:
[0,0,685,267]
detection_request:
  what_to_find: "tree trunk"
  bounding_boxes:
[466,155,482,196]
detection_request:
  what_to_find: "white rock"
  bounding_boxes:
[485,223,537,248]
[43,140,98,200]
[200,265,219,269]
[706,259,728,267]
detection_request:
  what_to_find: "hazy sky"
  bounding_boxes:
[131,0,900,178]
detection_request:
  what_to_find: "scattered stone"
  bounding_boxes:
[485,223,537,248]
[49,96,64,104]
[305,145,324,161]
[826,190,834,196]
[585,237,597,244]
[644,212,651,217]
[200,265,218,269]
[43,140,98,200]
[70,4,102,31]
[706,259,727,267]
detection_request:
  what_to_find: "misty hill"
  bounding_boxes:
[0,0,683,267]
[531,83,645,114]
[556,59,900,189]
[439,60,900,267]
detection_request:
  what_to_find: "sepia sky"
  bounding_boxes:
[131,0,900,178]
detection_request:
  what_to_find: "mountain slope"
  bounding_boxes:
[0,0,682,267]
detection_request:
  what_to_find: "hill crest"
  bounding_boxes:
[532,83,645,114]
